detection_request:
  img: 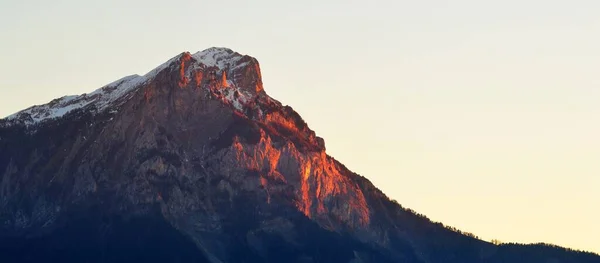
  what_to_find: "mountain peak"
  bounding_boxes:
[1,47,264,128]
[191,47,242,70]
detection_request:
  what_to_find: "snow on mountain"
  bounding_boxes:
[1,47,246,127]
[3,74,143,126]
[191,47,244,70]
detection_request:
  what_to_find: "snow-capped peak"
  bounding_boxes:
[191,47,244,70]
[1,47,252,127]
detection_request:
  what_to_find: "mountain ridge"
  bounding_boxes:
[0,47,598,263]
[2,48,252,127]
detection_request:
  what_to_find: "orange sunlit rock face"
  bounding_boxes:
[230,130,286,183]
[265,112,300,134]
[299,160,313,218]
[254,63,264,93]
[232,136,244,155]
[178,53,192,88]
[297,151,370,227]
[226,123,370,228]
[263,111,323,150]
[232,58,264,95]
[193,70,203,87]
[221,71,228,88]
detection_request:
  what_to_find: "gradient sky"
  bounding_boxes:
[1,0,599,253]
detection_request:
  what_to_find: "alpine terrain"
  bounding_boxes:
[0,47,598,263]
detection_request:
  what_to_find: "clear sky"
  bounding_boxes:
[1,0,599,253]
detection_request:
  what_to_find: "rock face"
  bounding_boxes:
[0,47,598,263]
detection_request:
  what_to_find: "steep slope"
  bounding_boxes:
[0,47,598,263]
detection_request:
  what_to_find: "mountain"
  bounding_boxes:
[0,47,597,263]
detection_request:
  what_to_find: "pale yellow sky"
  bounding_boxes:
[1,0,599,253]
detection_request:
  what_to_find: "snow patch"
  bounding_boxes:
[221,84,250,112]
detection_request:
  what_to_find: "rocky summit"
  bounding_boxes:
[0,47,598,263]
